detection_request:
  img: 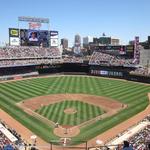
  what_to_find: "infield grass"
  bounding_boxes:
[35,100,104,126]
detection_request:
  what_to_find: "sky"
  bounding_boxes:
[0,0,150,46]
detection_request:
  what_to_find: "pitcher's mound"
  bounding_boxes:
[64,108,77,114]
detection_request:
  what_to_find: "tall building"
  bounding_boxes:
[74,34,81,47]
[129,40,135,45]
[148,36,150,44]
[111,38,120,45]
[61,38,68,49]
[99,37,111,45]
[93,38,100,44]
[74,34,81,55]
[140,48,150,66]
[83,36,93,48]
[93,37,111,45]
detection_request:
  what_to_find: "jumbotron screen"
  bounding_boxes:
[20,29,49,47]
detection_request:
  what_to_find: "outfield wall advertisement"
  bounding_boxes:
[91,69,123,77]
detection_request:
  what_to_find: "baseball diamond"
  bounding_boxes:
[1,3,150,149]
[0,75,149,145]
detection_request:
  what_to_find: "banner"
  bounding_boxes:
[133,36,140,64]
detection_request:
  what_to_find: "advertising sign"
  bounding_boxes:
[100,70,108,75]
[9,28,19,37]
[10,37,20,46]
[50,38,58,47]
[50,31,59,39]
[134,36,140,64]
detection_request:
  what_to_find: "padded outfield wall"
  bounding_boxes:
[0,63,149,83]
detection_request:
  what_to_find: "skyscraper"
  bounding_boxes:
[61,38,68,49]
[74,34,81,55]
[83,36,93,48]
[111,38,120,45]
[74,34,81,47]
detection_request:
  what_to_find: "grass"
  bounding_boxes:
[0,75,149,144]
[35,100,104,126]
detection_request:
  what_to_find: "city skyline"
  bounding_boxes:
[0,0,150,46]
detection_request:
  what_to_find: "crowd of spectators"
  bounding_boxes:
[0,46,62,67]
[0,46,61,59]
[63,56,83,63]
[128,125,150,150]
[0,120,25,150]
[130,67,150,77]
[0,130,14,150]
[89,51,134,67]
[104,115,150,150]
[0,59,62,67]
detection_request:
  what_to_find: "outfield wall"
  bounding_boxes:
[89,65,150,83]
[0,63,149,83]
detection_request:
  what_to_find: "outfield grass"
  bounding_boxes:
[0,76,150,143]
[35,100,104,126]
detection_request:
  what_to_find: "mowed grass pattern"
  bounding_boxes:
[0,76,150,143]
[35,100,104,125]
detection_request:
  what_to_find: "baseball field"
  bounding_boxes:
[0,75,150,144]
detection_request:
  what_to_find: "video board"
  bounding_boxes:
[20,29,49,47]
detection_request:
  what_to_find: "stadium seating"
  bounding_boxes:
[63,56,83,63]
[130,67,150,77]
[0,59,62,67]
[0,46,62,67]
[89,51,134,67]
[0,46,61,59]
[0,120,25,150]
